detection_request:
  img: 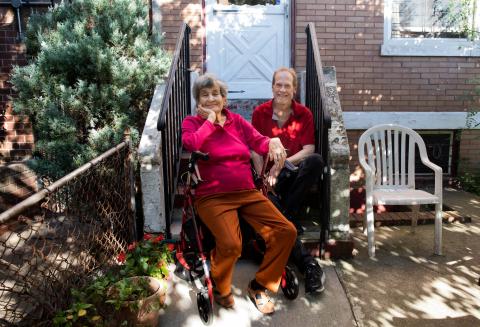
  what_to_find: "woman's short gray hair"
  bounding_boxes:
[192,73,228,102]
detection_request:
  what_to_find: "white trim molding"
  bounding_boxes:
[344,112,480,130]
[382,0,480,57]
[381,38,480,57]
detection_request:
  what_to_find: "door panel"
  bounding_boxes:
[206,1,290,99]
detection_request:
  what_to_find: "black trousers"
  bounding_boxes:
[273,153,324,273]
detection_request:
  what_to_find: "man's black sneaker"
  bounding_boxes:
[305,261,326,294]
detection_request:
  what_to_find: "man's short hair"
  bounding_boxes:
[272,67,297,90]
[192,73,228,102]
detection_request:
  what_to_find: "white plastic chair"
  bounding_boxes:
[358,124,443,257]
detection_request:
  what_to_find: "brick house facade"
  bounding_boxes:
[156,0,480,177]
[1,0,479,209]
[0,5,37,209]
[0,7,32,163]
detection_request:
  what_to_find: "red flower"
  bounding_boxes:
[152,234,165,244]
[143,234,152,241]
[117,251,126,263]
[127,242,137,252]
[167,243,175,252]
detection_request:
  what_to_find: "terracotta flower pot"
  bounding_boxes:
[109,276,167,327]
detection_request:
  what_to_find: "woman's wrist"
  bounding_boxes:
[207,113,216,123]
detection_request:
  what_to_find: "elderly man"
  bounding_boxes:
[251,67,326,294]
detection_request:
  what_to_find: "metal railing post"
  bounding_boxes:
[305,22,332,254]
[157,23,191,238]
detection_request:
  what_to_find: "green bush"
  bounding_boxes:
[458,172,480,196]
[10,0,170,179]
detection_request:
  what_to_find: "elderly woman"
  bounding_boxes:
[182,73,296,315]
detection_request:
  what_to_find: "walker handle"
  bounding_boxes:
[188,151,209,172]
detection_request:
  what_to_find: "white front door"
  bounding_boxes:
[205,0,290,99]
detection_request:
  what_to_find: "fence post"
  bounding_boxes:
[124,128,138,241]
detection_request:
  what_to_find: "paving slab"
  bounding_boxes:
[159,260,356,327]
[443,188,480,220]
[337,189,480,327]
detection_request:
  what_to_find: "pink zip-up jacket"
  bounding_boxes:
[182,109,270,197]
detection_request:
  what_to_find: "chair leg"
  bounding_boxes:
[434,202,442,255]
[411,205,419,233]
[366,204,375,258]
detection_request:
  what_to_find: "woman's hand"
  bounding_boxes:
[268,137,286,167]
[197,105,216,123]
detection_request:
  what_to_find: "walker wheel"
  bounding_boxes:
[197,289,214,325]
[281,265,299,300]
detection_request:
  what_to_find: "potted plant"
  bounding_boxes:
[109,233,174,326]
[53,233,174,326]
[106,276,166,326]
[117,233,174,281]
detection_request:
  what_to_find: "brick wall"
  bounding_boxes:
[294,0,480,113]
[292,0,480,209]
[0,5,52,208]
[458,129,480,173]
[0,7,33,164]
[159,0,203,71]
[0,163,37,212]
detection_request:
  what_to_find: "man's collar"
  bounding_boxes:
[269,99,301,118]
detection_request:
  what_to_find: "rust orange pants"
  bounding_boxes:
[195,189,296,296]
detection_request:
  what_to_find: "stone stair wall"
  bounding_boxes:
[319,67,351,241]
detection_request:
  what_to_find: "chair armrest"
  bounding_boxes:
[420,158,443,199]
[358,157,373,177]
[358,157,374,195]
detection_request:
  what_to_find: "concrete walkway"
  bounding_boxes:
[160,259,355,327]
[159,188,480,327]
[337,188,480,327]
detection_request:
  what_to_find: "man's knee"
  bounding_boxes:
[304,153,324,169]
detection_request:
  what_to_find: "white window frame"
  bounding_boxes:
[382,0,480,56]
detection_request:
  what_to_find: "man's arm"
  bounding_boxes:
[287,144,315,165]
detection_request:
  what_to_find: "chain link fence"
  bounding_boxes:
[0,140,136,326]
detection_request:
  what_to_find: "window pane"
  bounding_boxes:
[391,0,474,38]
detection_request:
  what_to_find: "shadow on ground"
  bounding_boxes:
[338,192,480,327]
[159,260,355,327]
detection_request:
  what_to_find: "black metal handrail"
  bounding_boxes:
[157,23,191,238]
[305,22,332,251]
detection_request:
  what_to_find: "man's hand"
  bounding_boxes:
[267,162,282,187]
[268,137,286,167]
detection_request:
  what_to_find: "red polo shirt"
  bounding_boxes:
[252,100,315,157]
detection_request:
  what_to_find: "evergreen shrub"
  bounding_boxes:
[10,0,170,179]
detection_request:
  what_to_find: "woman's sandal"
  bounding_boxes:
[247,281,275,314]
[214,290,235,308]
